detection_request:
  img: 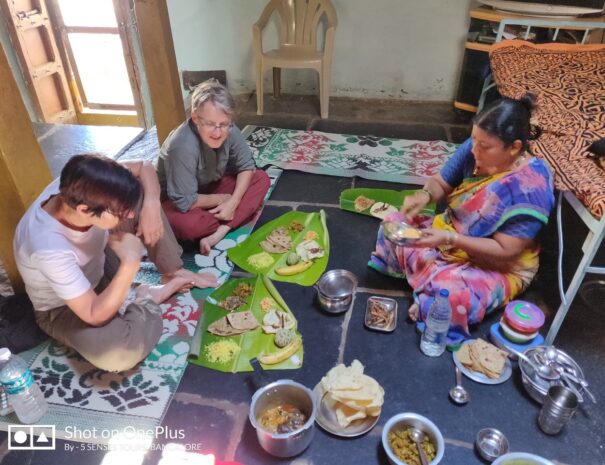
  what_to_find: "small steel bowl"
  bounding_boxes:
[317,291,353,314]
[476,428,509,462]
[315,270,357,314]
[381,219,422,246]
[316,269,358,299]
[382,412,445,465]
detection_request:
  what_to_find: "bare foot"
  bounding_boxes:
[199,235,219,256]
[199,225,230,255]
[164,268,219,289]
[408,303,419,322]
[136,276,192,304]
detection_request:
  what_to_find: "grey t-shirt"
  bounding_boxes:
[157,119,256,212]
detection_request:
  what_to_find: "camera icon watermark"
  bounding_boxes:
[8,425,55,450]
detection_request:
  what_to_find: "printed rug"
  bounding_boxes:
[244,126,458,184]
[0,168,282,443]
[1,126,455,441]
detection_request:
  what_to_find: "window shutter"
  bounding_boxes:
[1,0,76,123]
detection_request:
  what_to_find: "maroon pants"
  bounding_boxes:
[162,170,270,241]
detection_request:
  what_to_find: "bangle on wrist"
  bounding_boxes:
[419,188,432,202]
[445,230,458,246]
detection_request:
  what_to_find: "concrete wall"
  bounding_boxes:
[167,0,473,101]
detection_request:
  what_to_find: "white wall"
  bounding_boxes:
[167,0,473,101]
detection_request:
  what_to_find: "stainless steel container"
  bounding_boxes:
[538,385,578,435]
[475,428,509,462]
[249,380,317,458]
[315,270,357,314]
[382,412,445,465]
[519,346,586,404]
[381,219,422,246]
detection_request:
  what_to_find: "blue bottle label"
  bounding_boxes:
[3,370,34,395]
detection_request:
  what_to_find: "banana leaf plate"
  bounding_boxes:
[190,275,303,372]
[339,188,434,217]
[227,210,329,286]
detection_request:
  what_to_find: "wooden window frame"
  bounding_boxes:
[48,0,146,122]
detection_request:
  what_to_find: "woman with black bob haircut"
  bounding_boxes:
[370,93,555,345]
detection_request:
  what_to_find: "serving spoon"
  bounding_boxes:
[508,348,559,380]
[409,427,430,465]
[449,366,470,405]
[543,345,559,364]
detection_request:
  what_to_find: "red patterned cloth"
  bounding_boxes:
[490,40,605,218]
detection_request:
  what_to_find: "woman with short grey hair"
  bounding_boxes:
[190,79,235,116]
[157,79,270,254]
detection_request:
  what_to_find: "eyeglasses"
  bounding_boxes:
[102,208,133,220]
[196,118,233,132]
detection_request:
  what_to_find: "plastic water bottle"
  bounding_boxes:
[420,289,452,357]
[0,385,13,416]
[0,348,47,423]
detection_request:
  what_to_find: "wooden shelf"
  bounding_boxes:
[465,41,493,52]
[454,101,478,113]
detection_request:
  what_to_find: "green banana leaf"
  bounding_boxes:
[190,275,303,372]
[227,210,329,286]
[339,188,435,217]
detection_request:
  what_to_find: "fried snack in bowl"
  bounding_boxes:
[319,360,384,428]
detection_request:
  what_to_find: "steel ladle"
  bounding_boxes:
[449,366,470,405]
[409,427,430,465]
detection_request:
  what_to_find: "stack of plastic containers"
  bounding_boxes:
[489,300,546,352]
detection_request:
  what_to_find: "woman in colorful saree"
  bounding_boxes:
[370,94,555,343]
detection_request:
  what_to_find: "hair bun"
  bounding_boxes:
[519,93,538,113]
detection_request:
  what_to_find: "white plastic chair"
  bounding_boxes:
[253,0,337,119]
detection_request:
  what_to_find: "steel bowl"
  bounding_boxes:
[475,428,509,462]
[382,412,445,465]
[317,269,358,298]
[381,219,422,246]
[249,380,317,458]
[519,347,585,404]
[317,291,353,314]
[493,452,555,465]
[315,270,357,314]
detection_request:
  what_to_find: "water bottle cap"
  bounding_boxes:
[439,289,449,298]
[0,348,11,362]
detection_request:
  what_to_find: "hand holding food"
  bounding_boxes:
[401,190,430,221]
[407,228,449,248]
[108,232,145,263]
